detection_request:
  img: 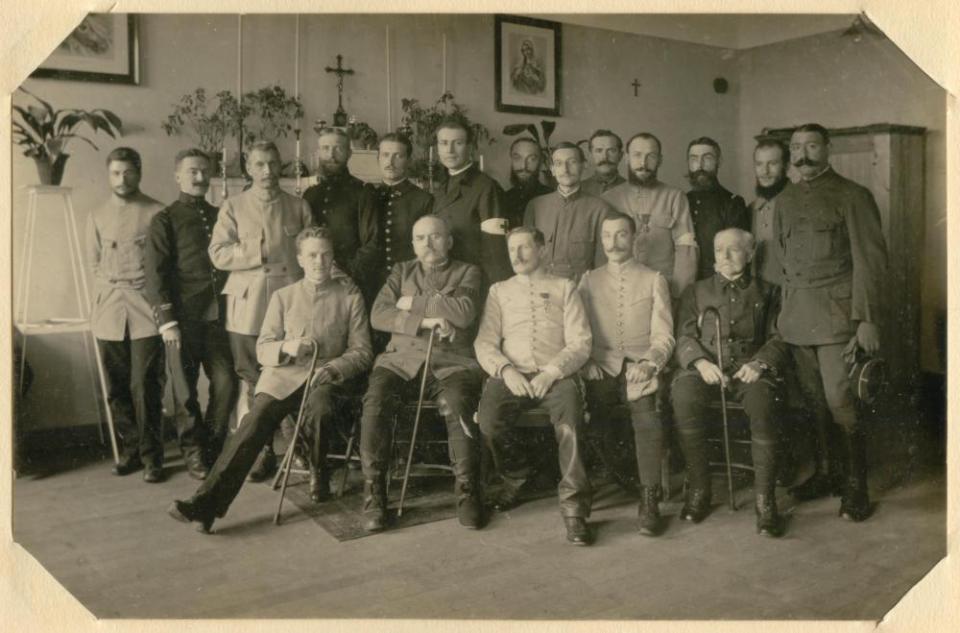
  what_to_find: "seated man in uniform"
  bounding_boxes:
[168,227,373,532]
[579,213,675,536]
[475,227,594,546]
[359,215,485,533]
[671,228,788,537]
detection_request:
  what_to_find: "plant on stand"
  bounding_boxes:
[398,92,493,187]
[161,87,245,175]
[13,87,124,186]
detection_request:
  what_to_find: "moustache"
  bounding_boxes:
[793,158,817,167]
[597,161,615,167]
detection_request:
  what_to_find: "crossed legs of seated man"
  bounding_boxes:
[168,383,338,532]
[671,370,785,536]
[359,366,484,532]
[229,332,281,482]
[477,376,594,545]
[585,373,664,536]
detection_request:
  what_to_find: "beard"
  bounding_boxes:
[755,176,788,200]
[687,169,719,190]
[320,160,347,178]
[510,169,541,190]
[628,167,658,188]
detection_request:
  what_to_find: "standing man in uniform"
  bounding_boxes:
[475,227,594,545]
[581,129,625,197]
[144,148,237,479]
[774,123,887,522]
[431,117,509,284]
[503,137,551,229]
[749,139,790,285]
[523,142,615,282]
[579,213,674,536]
[302,127,378,298]
[86,147,166,482]
[685,137,750,281]
[209,140,313,482]
[359,215,485,532]
[169,227,372,532]
[604,133,698,299]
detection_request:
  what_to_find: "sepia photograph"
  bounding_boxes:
[3,2,954,628]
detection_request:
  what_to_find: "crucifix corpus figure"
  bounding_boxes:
[325,54,355,127]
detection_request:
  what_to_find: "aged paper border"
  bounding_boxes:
[1,1,956,631]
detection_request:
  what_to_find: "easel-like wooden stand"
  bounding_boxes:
[16,185,119,463]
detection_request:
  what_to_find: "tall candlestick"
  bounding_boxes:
[385,26,392,132]
[237,15,244,162]
[442,33,447,95]
[294,15,300,99]
[295,136,302,196]
[221,147,228,200]
[428,145,434,193]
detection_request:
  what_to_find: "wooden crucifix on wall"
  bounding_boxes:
[325,54,355,126]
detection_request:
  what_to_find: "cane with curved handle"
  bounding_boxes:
[274,340,320,525]
[698,307,737,511]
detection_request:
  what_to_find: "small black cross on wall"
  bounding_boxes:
[632,79,642,97]
[325,54,355,126]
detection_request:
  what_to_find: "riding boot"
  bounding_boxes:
[677,429,712,522]
[449,436,484,529]
[839,429,871,522]
[637,484,664,536]
[789,417,842,500]
[362,473,388,532]
[309,465,331,503]
[247,444,277,482]
[755,488,785,537]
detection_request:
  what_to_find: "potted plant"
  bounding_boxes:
[161,88,245,174]
[12,88,123,186]
[347,116,379,150]
[398,92,493,183]
[240,85,304,147]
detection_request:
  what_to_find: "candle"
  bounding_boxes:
[295,137,302,195]
[237,15,243,100]
[428,145,434,193]
[221,147,228,200]
[294,15,300,99]
[385,26,392,132]
[442,33,447,95]
[479,154,484,172]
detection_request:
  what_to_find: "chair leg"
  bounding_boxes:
[337,419,358,499]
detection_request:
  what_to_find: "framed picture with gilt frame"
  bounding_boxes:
[494,14,561,116]
[31,14,140,85]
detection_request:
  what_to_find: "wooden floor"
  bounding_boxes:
[12,423,946,620]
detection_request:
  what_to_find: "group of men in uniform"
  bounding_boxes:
[83,116,886,547]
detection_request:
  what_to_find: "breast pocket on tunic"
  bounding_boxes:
[102,234,147,280]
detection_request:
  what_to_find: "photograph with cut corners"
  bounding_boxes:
[10,11,947,621]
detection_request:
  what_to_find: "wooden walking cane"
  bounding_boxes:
[699,307,738,511]
[273,341,320,525]
[397,325,439,518]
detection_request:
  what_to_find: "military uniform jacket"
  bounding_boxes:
[475,270,592,379]
[370,258,482,381]
[432,164,505,279]
[208,187,313,336]
[85,192,165,341]
[503,181,552,230]
[687,185,750,280]
[578,259,675,376]
[256,278,373,400]
[143,193,226,327]
[581,173,625,197]
[302,171,378,282]
[773,168,888,346]
[603,180,698,298]
[372,179,434,280]
[674,272,788,373]
[523,189,614,283]
[749,194,783,285]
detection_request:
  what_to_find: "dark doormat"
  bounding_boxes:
[279,466,558,542]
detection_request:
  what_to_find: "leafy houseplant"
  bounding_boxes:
[161,88,245,172]
[502,120,557,188]
[13,88,123,186]
[240,86,304,148]
[398,92,493,182]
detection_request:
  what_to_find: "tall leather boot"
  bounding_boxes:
[637,484,663,536]
[450,437,484,529]
[755,487,785,537]
[309,465,331,503]
[247,444,277,482]
[362,473,388,532]
[839,429,871,522]
[789,414,842,500]
[677,429,712,523]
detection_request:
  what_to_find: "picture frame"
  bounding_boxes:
[494,14,561,116]
[31,14,140,85]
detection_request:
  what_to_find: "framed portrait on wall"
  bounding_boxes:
[31,14,140,85]
[494,14,561,116]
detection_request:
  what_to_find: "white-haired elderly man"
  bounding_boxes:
[671,228,789,537]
